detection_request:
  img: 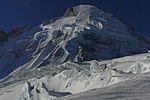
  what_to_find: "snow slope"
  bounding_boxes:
[56,73,150,100]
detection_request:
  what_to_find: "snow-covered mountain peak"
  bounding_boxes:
[1,4,150,100]
[0,5,150,79]
[64,5,102,20]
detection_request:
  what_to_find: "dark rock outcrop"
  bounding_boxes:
[0,30,7,42]
[64,7,77,17]
[8,25,31,37]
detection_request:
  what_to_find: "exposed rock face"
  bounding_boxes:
[8,26,31,37]
[0,30,7,42]
[64,7,77,17]
[0,26,31,43]
[127,27,150,44]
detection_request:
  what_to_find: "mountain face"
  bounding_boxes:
[0,5,150,79]
[1,4,150,100]
[8,26,32,37]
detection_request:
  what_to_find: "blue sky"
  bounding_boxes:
[0,0,149,36]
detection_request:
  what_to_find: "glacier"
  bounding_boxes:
[1,52,150,100]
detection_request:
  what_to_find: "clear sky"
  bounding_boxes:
[0,0,149,37]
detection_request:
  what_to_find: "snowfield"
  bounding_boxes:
[55,73,150,100]
[0,5,150,100]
